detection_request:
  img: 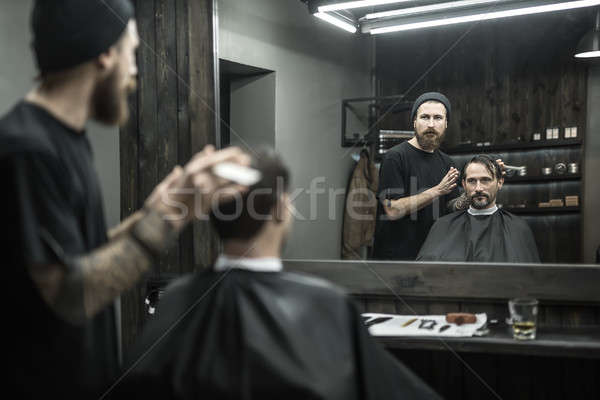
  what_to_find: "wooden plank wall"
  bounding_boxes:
[375,12,590,146]
[119,0,218,350]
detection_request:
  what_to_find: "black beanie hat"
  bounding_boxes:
[31,0,135,74]
[410,92,451,123]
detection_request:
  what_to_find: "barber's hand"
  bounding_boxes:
[496,159,507,177]
[435,167,459,196]
[145,145,251,231]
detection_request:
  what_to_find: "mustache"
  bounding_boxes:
[471,192,489,199]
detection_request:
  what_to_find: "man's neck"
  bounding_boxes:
[25,83,93,132]
[408,137,435,153]
[468,204,498,215]
[223,239,281,259]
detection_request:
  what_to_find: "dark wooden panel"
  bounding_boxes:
[188,0,219,270]
[120,0,158,350]
[284,260,600,302]
[119,0,218,350]
[364,297,396,314]
[155,0,180,274]
[175,0,193,274]
[376,12,589,148]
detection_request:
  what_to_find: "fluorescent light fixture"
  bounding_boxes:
[575,50,600,57]
[314,12,358,33]
[370,0,600,34]
[319,0,414,13]
[365,0,500,20]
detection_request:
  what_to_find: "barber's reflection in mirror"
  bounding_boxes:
[372,92,464,261]
[417,155,540,263]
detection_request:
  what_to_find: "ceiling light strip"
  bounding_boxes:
[365,0,501,20]
[575,50,600,58]
[315,12,358,33]
[319,0,415,13]
[370,0,600,34]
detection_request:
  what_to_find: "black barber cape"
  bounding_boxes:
[0,102,119,397]
[417,208,541,263]
[111,268,441,399]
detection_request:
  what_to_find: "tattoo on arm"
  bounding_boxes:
[384,189,438,220]
[28,210,177,324]
[107,210,145,240]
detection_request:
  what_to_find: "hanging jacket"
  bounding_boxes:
[342,149,379,259]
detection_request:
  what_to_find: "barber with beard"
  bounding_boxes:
[0,1,249,398]
[373,92,461,260]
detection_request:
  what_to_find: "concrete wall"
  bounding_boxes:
[0,0,120,229]
[218,0,372,259]
[583,65,600,263]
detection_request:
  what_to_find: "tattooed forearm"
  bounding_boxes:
[29,210,178,324]
[81,236,152,320]
[107,210,145,240]
[47,236,152,324]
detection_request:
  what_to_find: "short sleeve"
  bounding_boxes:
[2,154,86,266]
[377,152,407,201]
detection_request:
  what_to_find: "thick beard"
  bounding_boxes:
[91,67,130,126]
[470,193,493,209]
[415,129,444,151]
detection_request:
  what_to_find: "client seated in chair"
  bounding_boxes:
[417,155,540,263]
[113,149,440,400]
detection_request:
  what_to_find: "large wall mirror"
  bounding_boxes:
[216,0,600,265]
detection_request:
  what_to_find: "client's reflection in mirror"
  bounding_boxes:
[417,155,540,263]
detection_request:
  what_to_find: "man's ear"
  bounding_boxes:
[272,195,285,224]
[96,47,118,71]
[273,193,291,224]
[497,177,504,191]
[461,178,467,191]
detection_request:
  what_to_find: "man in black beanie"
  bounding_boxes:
[1,1,249,397]
[373,92,461,260]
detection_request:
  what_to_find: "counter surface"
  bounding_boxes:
[377,324,600,359]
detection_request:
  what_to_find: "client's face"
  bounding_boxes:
[463,163,502,209]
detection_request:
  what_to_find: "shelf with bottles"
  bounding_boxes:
[443,138,582,155]
[503,173,581,184]
[501,206,580,214]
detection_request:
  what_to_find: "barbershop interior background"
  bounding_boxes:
[2,0,600,344]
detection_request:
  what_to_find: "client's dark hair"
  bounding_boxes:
[460,155,502,181]
[210,148,290,240]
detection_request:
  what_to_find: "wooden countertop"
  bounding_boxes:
[377,324,600,359]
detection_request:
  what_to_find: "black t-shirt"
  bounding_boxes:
[0,102,119,397]
[373,141,459,260]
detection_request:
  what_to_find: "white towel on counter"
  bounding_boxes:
[362,313,487,337]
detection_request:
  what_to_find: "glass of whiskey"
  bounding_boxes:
[509,298,538,340]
